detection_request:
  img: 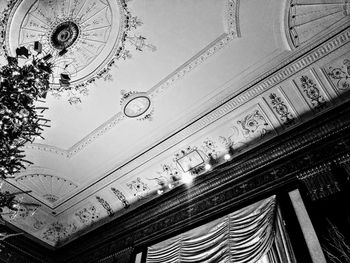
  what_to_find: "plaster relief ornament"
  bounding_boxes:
[96,196,114,217]
[294,74,329,113]
[268,92,297,128]
[110,187,130,209]
[15,174,78,205]
[0,0,152,104]
[287,0,350,48]
[201,138,221,159]
[120,90,154,121]
[219,126,248,153]
[32,217,46,231]
[42,221,77,244]
[75,205,99,225]
[126,177,150,200]
[237,110,271,139]
[174,146,206,173]
[326,58,350,92]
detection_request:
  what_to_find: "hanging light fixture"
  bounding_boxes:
[0,44,52,179]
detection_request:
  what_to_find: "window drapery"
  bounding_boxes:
[146,196,276,263]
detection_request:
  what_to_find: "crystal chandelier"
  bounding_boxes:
[0,44,52,179]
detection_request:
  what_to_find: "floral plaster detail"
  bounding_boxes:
[237,110,271,139]
[14,206,36,219]
[201,138,221,159]
[325,57,350,93]
[42,222,77,244]
[126,177,150,200]
[268,92,297,128]
[151,106,275,178]
[149,164,182,187]
[294,73,329,113]
[75,205,100,225]
[0,0,16,54]
[218,108,274,154]
[174,146,197,160]
[158,164,181,178]
[32,217,46,231]
[127,35,157,52]
[111,188,130,209]
[96,196,114,217]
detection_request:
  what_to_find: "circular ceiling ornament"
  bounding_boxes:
[124,96,151,118]
[50,21,80,50]
[120,90,154,121]
[1,0,143,100]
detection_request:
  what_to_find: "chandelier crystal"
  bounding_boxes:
[0,46,52,178]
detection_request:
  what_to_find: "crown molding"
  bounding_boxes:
[57,98,350,263]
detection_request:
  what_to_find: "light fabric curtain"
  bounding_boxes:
[146,196,276,263]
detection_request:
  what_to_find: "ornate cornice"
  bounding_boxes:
[58,99,350,263]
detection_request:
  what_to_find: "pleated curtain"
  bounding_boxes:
[146,196,276,263]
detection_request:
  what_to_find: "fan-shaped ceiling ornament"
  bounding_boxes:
[15,174,78,204]
[0,0,149,103]
[286,0,350,48]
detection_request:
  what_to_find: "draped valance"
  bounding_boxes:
[146,196,276,263]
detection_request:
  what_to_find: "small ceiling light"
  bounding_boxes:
[181,173,193,185]
[157,189,164,195]
[224,153,231,161]
[204,163,212,171]
[224,146,235,161]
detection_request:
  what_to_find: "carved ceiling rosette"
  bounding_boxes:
[0,0,143,103]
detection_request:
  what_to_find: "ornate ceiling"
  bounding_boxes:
[0,0,349,248]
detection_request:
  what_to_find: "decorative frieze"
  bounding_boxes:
[59,101,350,263]
[323,53,350,95]
[264,89,299,128]
[293,71,331,113]
[111,188,130,209]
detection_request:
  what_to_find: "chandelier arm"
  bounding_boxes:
[0,233,23,241]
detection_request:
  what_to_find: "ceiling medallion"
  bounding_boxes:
[50,21,80,50]
[0,0,149,103]
[120,90,154,121]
